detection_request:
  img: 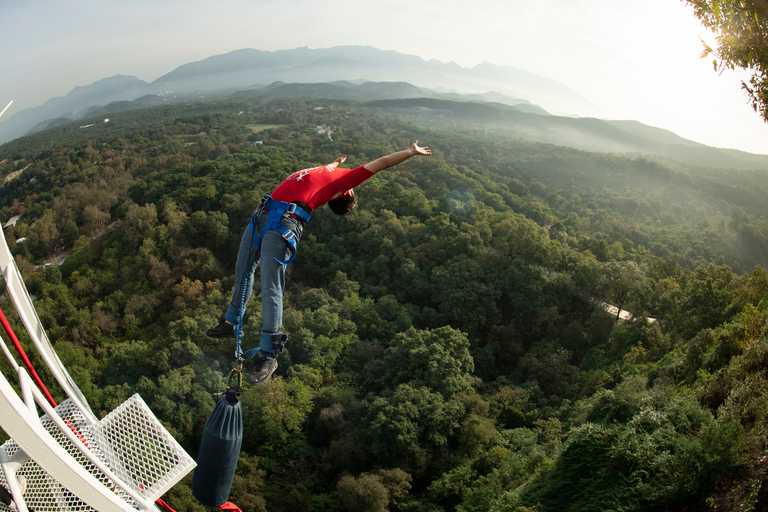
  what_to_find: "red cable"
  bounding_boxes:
[155,498,178,511]
[0,305,57,407]
[0,306,178,512]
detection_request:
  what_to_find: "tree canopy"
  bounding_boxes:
[0,96,767,511]
[687,0,768,120]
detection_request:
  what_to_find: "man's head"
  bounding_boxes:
[328,189,357,215]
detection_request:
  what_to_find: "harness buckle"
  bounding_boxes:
[271,333,287,353]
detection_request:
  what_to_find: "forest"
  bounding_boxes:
[0,96,767,511]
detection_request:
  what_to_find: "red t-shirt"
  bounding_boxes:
[271,165,374,210]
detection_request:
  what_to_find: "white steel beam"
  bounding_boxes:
[0,370,141,512]
[0,230,97,424]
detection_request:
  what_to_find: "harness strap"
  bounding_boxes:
[241,347,261,360]
[249,195,310,266]
[240,334,286,360]
[236,196,305,359]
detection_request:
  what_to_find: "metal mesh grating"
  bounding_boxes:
[0,395,194,511]
[92,394,193,499]
[0,399,133,512]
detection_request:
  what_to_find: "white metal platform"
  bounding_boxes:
[0,394,194,512]
[0,222,195,511]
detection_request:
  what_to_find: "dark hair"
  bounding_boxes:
[327,190,357,215]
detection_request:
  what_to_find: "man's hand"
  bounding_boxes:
[410,141,431,156]
[328,155,347,168]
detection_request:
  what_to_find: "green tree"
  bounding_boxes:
[336,473,389,512]
[510,380,740,511]
[27,210,60,257]
[382,326,478,397]
[687,0,768,120]
[240,376,313,451]
[363,384,464,472]
[604,260,647,320]
[681,263,737,335]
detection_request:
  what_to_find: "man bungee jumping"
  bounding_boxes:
[206,141,432,384]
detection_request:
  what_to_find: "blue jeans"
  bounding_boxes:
[225,209,303,352]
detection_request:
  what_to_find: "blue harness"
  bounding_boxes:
[235,195,310,361]
[249,195,311,266]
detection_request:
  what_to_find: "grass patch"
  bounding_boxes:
[246,124,285,133]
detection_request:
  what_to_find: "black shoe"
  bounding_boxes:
[248,354,277,385]
[206,317,235,338]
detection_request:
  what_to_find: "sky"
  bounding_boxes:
[1,0,767,154]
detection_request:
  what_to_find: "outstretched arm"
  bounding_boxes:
[363,141,431,174]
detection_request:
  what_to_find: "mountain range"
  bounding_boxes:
[0,46,584,141]
[1,45,767,170]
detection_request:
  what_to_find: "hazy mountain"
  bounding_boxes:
[233,80,431,101]
[366,98,768,169]
[0,46,592,145]
[233,80,516,104]
[82,94,170,117]
[1,45,766,169]
[0,74,149,144]
[149,46,596,115]
[444,60,598,115]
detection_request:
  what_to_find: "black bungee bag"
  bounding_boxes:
[192,392,243,507]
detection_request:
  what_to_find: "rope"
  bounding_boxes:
[216,357,244,403]
[235,248,250,359]
[226,359,243,392]
[0,306,56,407]
[155,498,177,512]
[233,213,264,362]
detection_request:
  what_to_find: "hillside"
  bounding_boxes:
[7,82,768,172]
[366,98,768,170]
[0,98,767,511]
